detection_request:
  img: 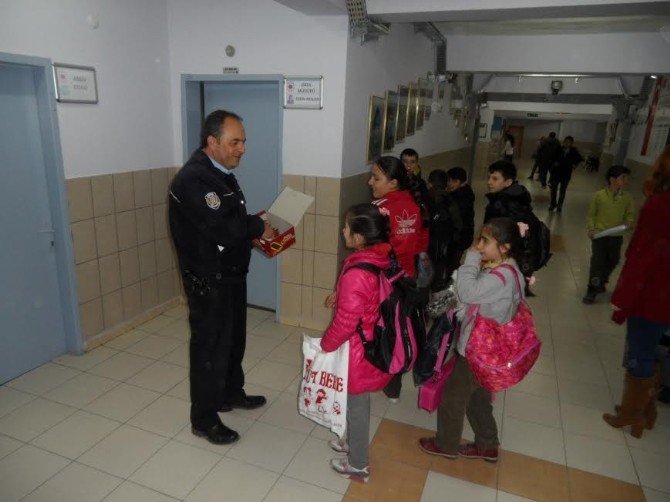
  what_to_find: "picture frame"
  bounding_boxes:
[415,80,425,130]
[283,75,323,109]
[396,85,409,143]
[52,63,98,104]
[478,122,488,139]
[406,83,416,136]
[382,90,398,152]
[366,95,385,163]
[424,81,434,121]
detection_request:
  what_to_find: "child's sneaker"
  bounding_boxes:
[418,437,457,459]
[457,443,499,463]
[329,457,370,483]
[328,438,349,454]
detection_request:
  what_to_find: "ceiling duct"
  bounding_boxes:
[414,22,447,77]
[346,0,390,44]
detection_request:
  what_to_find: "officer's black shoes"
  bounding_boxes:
[219,394,267,412]
[191,423,240,445]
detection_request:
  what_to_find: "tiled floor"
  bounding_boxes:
[1,163,669,501]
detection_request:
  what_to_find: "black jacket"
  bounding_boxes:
[537,137,562,169]
[484,182,534,225]
[427,189,461,262]
[168,149,265,280]
[551,146,584,182]
[450,184,475,251]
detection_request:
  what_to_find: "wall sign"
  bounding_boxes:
[52,63,98,104]
[283,76,323,109]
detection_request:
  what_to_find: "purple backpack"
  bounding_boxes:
[465,263,541,391]
[349,263,424,375]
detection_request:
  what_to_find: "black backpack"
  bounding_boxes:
[524,214,552,274]
[349,263,426,375]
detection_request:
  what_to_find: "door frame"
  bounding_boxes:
[1,51,83,354]
[180,74,284,318]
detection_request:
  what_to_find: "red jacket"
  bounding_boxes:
[611,192,670,325]
[372,190,429,277]
[320,243,394,394]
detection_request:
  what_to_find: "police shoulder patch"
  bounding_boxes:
[204,192,221,210]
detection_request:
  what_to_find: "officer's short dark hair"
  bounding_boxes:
[488,160,517,181]
[428,169,448,191]
[200,110,243,148]
[606,165,630,182]
[400,148,419,160]
[446,167,467,183]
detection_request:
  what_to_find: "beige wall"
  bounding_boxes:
[66,167,181,347]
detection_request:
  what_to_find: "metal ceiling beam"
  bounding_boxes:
[346,0,390,44]
[486,92,623,104]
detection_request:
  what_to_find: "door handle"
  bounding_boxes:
[39,229,55,247]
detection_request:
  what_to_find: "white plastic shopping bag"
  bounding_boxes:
[298,334,348,439]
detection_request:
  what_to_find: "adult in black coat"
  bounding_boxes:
[169,110,275,445]
[549,136,584,212]
[536,132,562,188]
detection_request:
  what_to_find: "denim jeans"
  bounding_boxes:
[624,316,670,378]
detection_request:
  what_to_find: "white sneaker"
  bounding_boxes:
[389,398,399,404]
[329,457,370,483]
[328,438,349,453]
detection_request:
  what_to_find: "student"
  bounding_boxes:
[369,156,429,400]
[419,217,527,462]
[446,167,475,277]
[583,165,634,304]
[321,204,394,483]
[483,160,542,294]
[502,133,515,162]
[426,169,460,292]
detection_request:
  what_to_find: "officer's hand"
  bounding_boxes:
[261,221,276,240]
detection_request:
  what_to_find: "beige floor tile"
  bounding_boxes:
[511,372,559,400]
[104,328,151,350]
[250,319,296,341]
[52,346,118,371]
[258,392,316,435]
[0,444,70,502]
[569,467,645,502]
[245,333,283,359]
[283,437,351,494]
[126,361,187,393]
[128,395,189,438]
[227,421,307,473]
[172,414,252,455]
[265,335,303,366]
[44,372,119,408]
[505,390,562,428]
[88,352,155,381]
[154,318,191,341]
[22,461,122,502]
[561,403,627,445]
[130,440,220,499]
[421,471,496,501]
[165,378,189,401]
[564,433,638,484]
[138,314,178,333]
[643,486,670,502]
[496,491,534,501]
[346,456,427,502]
[125,334,184,360]
[163,304,188,319]
[629,447,670,493]
[264,476,343,502]
[185,457,278,502]
[624,423,670,456]
[104,481,180,501]
[0,433,22,460]
[497,450,569,502]
[84,383,160,422]
[557,376,614,411]
[161,344,189,367]
[0,386,35,418]
[77,425,167,478]
[245,360,300,392]
[30,410,119,459]
[0,398,76,442]
[6,363,80,395]
[501,417,565,464]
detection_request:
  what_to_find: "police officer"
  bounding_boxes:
[169,110,275,445]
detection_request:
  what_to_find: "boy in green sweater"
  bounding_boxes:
[583,165,634,304]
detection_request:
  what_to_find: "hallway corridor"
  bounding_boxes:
[0,162,668,501]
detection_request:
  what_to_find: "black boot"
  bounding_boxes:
[582,287,597,304]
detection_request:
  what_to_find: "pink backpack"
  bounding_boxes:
[465,264,541,392]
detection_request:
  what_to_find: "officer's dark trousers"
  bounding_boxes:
[588,236,623,288]
[539,164,550,187]
[186,278,247,429]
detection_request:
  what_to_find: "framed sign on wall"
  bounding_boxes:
[52,63,98,104]
[283,76,323,109]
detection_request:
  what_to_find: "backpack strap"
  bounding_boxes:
[494,263,524,297]
[348,262,382,348]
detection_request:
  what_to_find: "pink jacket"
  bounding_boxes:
[372,190,429,277]
[320,243,394,394]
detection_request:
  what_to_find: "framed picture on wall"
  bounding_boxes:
[415,80,425,130]
[478,123,488,139]
[406,83,416,136]
[382,90,398,152]
[366,95,385,163]
[396,85,409,143]
[424,81,434,121]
